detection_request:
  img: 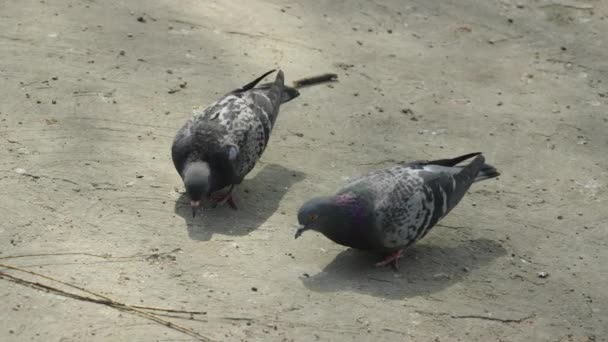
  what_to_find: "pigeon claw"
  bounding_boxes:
[226,195,238,210]
[374,249,404,271]
[210,192,238,210]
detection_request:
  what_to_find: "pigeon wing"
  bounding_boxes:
[341,155,486,250]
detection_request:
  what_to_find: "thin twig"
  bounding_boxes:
[1,271,207,317]
[0,272,113,305]
[131,305,208,315]
[293,73,338,88]
[450,313,535,323]
[148,312,209,323]
[0,263,213,341]
[221,317,255,322]
[0,252,114,260]
[0,248,181,261]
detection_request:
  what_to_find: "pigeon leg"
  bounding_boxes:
[374,249,404,270]
[225,195,237,210]
[210,185,238,210]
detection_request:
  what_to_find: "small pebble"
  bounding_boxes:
[537,271,549,278]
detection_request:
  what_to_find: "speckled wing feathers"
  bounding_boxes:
[338,155,486,250]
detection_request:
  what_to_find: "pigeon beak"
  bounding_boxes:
[191,200,201,218]
[294,224,309,239]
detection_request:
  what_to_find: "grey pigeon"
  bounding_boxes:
[295,152,499,269]
[172,69,299,217]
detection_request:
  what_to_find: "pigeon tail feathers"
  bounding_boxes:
[279,85,300,103]
[453,154,486,184]
[446,153,500,183]
[237,69,276,92]
[427,152,483,167]
[425,152,499,183]
[471,162,500,182]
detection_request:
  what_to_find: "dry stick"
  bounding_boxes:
[0,272,210,341]
[0,263,213,342]
[0,250,203,315]
[0,269,210,341]
[0,248,182,261]
[292,73,338,88]
[131,305,208,315]
[1,272,205,317]
[0,252,115,260]
[1,272,114,305]
[146,312,209,323]
[450,313,535,323]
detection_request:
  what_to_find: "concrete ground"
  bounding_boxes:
[1,0,607,341]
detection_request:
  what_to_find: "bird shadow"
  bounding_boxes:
[174,163,305,241]
[301,238,506,299]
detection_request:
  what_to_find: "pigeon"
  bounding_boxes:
[171,69,299,217]
[295,152,499,269]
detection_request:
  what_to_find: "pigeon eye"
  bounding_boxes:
[308,214,318,222]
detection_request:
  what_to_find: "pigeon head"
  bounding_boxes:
[183,161,211,217]
[295,195,361,238]
[295,196,334,238]
[295,193,377,249]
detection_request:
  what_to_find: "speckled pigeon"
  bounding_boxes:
[172,69,299,216]
[295,152,499,269]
